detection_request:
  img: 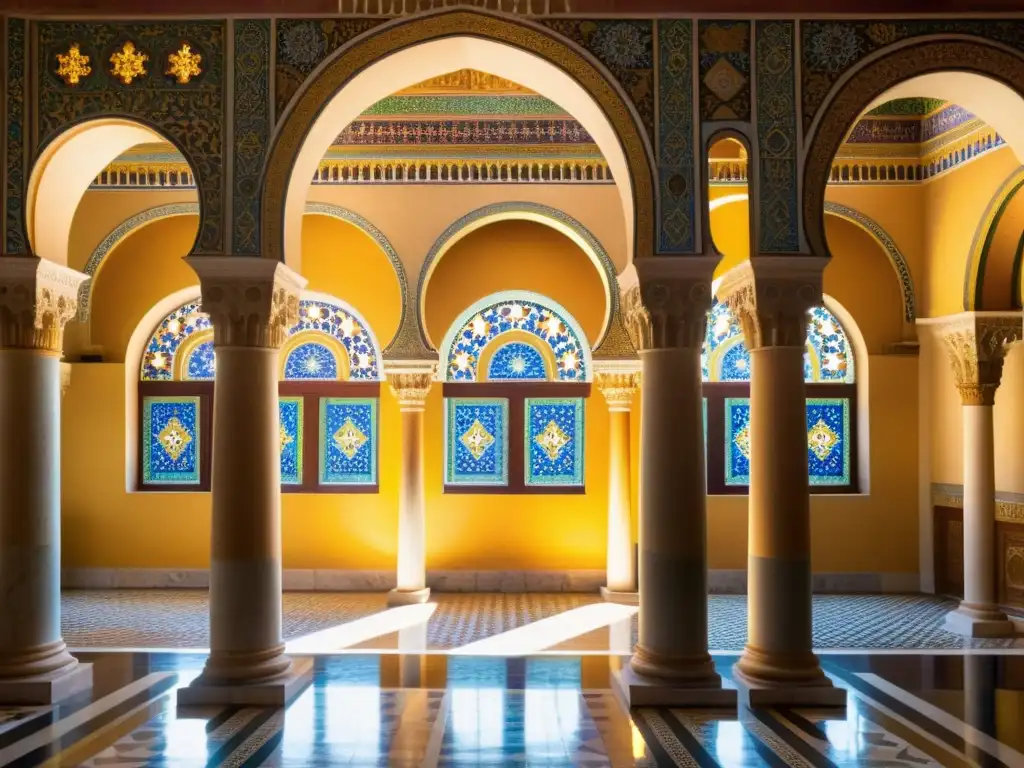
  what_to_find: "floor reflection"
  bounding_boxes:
[0,651,1022,766]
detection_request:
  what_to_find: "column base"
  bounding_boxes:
[732,648,846,707]
[387,587,431,606]
[0,662,93,705]
[613,664,736,708]
[177,657,312,708]
[944,603,1017,638]
[600,586,639,605]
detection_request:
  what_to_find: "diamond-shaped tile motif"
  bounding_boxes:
[460,419,495,461]
[320,398,377,485]
[158,417,192,461]
[446,398,508,486]
[703,57,745,102]
[534,420,571,461]
[525,399,584,486]
[807,417,839,460]
[333,418,368,459]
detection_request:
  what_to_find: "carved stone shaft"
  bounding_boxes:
[0,256,87,354]
[940,314,1022,406]
[184,256,306,349]
[618,257,718,352]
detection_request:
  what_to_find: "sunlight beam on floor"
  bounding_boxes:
[450,603,637,656]
[285,603,437,653]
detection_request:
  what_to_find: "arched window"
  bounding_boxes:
[138,294,382,492]
[701,300,858,493]
[440,292,591,492]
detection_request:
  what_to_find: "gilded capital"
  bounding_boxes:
[0,256,87,353]
[618,256,718,352]
[595,370,639,411]
[939,313,1022,406]
[185,256,306,349]
[386,360,437,410]
[717,256,826,350]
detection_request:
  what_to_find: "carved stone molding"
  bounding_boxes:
[385,360,438,411]
[592,305,638,361]
[595,370,639,411]
[618,256,718,352]
[184,256,306,349]
[717,256,827,350]
[60,362,72,396]
[0,255,87,353]
[937,313,1022,406]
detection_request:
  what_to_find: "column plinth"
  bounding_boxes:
[386,362,436,606]
[0,256,92,704]
[719,257,845,708]
[940,314,1021,638]
[178,256,312,707]
[612,258,735,708]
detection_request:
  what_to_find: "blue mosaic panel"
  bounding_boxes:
[184,340,215,380]
[290,300,379,380]
[724,398,751,486]
[140,301,212,381]
[319,398,377,485]
[445,398,508,486]
[279,397,303,485]
[486,341,548,381]
[807,305,855,382]
[284,341,339,380]
[524,398,584,486]
[807,398,851,486]
[142,396,201,485]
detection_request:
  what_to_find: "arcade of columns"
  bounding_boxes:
[0,218,1020,706]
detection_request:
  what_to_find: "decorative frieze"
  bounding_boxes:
[931,483,1024,523]
[0,256,87,353]
[938,313,1022,406]
[619,257,717,352]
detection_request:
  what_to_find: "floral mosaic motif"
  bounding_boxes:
[733,422,751,460]
[289,300,380,381]
[6,18,27,253]
[724,399,751,486]
[109,41,149,85]
[142,397,200,485]
[319,398,376,485]
[279,397,303,485]
[140,301,212,381]
[525,399,584,487]
[446,398,508,486]
[698,21,751,122]
[658,19,695,253]
[284,341,339,381]
[808,418,840,461]
[233,20,271,255]
[486,341,548,381]
[167,43,202,84]
[185,339,215,380]
[702,301,854,384]
[446,299,585,382]
[55,43,91,85]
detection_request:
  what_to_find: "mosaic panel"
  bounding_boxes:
[486,341,548,381]
[319,398,377,485]
[362,94,566,116]
[806,305,854,382]
[232,19,271,255]
[698,21,751,121]
[525,398,584,486]
[284,341,340,381]
[724,398,751,486]
[336,119,594,145]
[37,22,225,253]
[541,20,654,141]
[807,397,851,485]
[867,97,945,116]
[846,118,920,144]
[184,339,215,380]
[755,21,799,253]
[275,18,385,119]
[446,299,585,382]
[140,301,212,381]
[279,397,303,485]
[5,18,26,253]
[445,398,508,487]
[657,19,695,253]
[922,104,978,142]
[290,300,379,380]
[142,396,200,485]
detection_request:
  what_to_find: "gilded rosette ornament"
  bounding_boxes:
[110,41,149,85]
[167,43,202,84]
[0,257,88,353]
[55,44,91,86]
[940,313,1022,406]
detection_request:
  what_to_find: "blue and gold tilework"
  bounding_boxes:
[724,398,751,486]
[140,301,212,381]
[486,341,548,381]
[284,340,339,380]
[319,398,377,485]
[184,339,215,380]
[445,398,509,486]
[446,299,585,382]
[525,398,584,486]
[279,397,304,485]
[290,300,379,380]
[142,396,201,485]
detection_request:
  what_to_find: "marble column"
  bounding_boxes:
[178,256,312,707]
[0,256,93,704]
[719,257,845,707]
[385,361,437,606]
[940,313,1021,638]
[613,257,735,707]
[595,364,640,603]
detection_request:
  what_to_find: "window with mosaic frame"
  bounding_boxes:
[137,296,383,493]
[440,293,591,494]
[701,301,858,494]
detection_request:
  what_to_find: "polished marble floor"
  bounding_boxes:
[61,591,1024,653]
[2,651,1023,766]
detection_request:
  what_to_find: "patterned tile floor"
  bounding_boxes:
[1,652,1022,766]
[61,591,1024,652]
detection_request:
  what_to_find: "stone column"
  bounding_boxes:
[178,256,311,707]
[613,257,734,707]
[940,314,1021,638]
[595,364,640,602]
[0,256,92,704]
[385,361,437,606]
[719,257,845,707]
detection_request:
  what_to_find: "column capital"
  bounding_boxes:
[0,255,87,353]
[594,361,640,411]
[717,255,827,350]
[185,256,306,349]
[618,256,718,352]
[385,360,438,410]
[934,312,1022,406]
